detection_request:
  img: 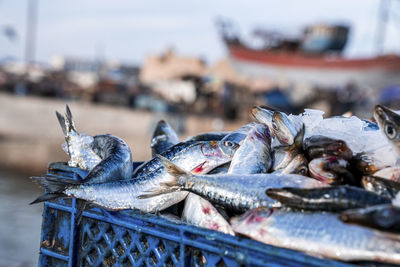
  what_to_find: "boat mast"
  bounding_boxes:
[375,0,390,54]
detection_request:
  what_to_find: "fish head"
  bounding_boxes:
[309,157,348,184]
[305,136,353,160]
[251,106,274,128]
[218,140,240,158]
[247,124,271,147]
[374,105,400,144]
[339,204,397,228]
[353,152,382,175]
[272,112,296,145]
[195,141,239,173]
[290,154,309,176]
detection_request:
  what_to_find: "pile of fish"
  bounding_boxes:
[31,104,400,264]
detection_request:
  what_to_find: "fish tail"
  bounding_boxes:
[137,155,188,199]
[65,105,77,132]
[56,105,77,137]
[30,175,79,204]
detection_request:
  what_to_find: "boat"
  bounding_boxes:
[217,20,400,89]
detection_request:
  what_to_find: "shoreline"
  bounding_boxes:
[0,93,248,175]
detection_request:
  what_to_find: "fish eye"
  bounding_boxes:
[385,123,397,139]
[224,141,235,148]
[297,167,308,175]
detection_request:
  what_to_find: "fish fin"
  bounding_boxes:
[29,193,66,205]
[136,155,187,199]
[158,155,190,179]
[30,175,79,204]
[74,199,87,225]
[65,105,77,132]
[293,124,305,149]
[56,111,67,136]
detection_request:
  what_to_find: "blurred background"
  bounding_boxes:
[1,0,400,265]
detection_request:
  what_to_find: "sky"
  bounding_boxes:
[1,0,400,65]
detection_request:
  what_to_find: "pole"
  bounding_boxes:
[24,0,38,69]
[376,0,390,54]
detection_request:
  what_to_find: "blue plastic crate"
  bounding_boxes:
[38,162,355,267]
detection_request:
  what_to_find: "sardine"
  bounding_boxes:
[266,186,391,212]
[220,122,257,145]
[31,140,238,213]
[231,208,400,264]
[362,176,400,199]
[181,193,234,235]
[56,106,132,184]
[272,125,305,171]
[373,166,400,183]
[138,157,326,213]
[274,154,308,176]
[308,156,354,185]
[251,106,275,131]
[303,135,353,160]
[339,204,400,233]
[228,124,272,174]
[272,111,298,146]
[56,105,101,171]
[374,104,400,153]
[185,132,229,142]
[151,120,179,157]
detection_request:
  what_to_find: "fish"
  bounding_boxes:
[374,104,400,153]
[231,208,400,264]
[185,132,229,142]
[31,140,238,213]
[220,122,257,145]
[251,106,275,131]
[266,185,392,212]
[208,162,230,174]
[150,120,179,157]
[228,124,272,174]
[56,105,101,171]
[273,154,308,176]
[137,157,326,213]
[303,135,353,160]
[272,111,298,146]
[56,106,132,184]
[361,176,400,199]
[308,156,355,185]
[339,204,400,233]
[373,166,400,183]
[181,193,234,235]
[271,124,305,171]
[352,152,391,175]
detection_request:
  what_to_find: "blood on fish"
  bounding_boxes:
[202,206,211,215]
[210,222,220,230]
[192,162,207,174]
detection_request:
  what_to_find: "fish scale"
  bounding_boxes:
[232,208,400,263]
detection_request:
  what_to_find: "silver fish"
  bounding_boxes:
[138,157,326,213]
[56,105,101,171]
[231,208,400,264]
[228,124,272,174]
[151,120,179,157]
[308,156,349,184]
[274,154,308,176]
[31,140,238,213]
[374,166,400,183]
[251,106,275,131]
[182,193,234,235]
[272,111,298,146]
[56,106,132,183]
[272,125,305,171]
[374,104,400,153]
[220,122,257,145]
[185,132,229,142]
